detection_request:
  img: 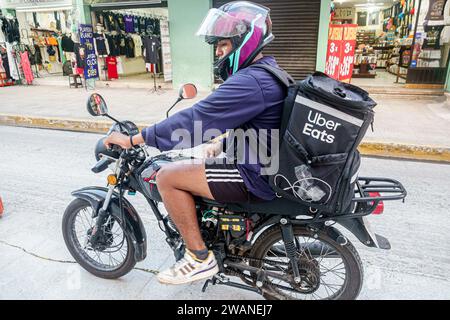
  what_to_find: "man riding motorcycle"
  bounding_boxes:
[104,1,286,285]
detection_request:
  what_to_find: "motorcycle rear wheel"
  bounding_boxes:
[62,198,136,279]
[249,225,363,300]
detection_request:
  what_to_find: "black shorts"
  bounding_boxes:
[205,162,262,203]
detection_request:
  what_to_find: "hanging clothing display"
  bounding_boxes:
[424,25,444,49]
[19,51,33,85]
[61,35,75,52]
[33,44,43,65]
[6,43,19,80]
[106,56,118,79]
[124,15,134,33]
[58,37,67,64]
[118,33,126,56]
[142,35,161,64]
[93,33,109,56]
[139,17,146,34]
[106,34,120,56]
[133,16,140,33]
[131,34,143,57]
[88,9,167,82]
[1,48,11,80]
[125,35,135,58]
[1,17,20,43]
[73,43,86,70]
[425,0,447,22]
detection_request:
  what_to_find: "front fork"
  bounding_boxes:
[91,159,123,243]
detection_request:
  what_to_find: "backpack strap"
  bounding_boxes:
[250,63,298,136]
[250,63,296,87]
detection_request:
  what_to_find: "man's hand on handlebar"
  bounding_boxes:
[104,132,145,150]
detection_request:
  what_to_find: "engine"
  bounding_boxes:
[199,206,261,254]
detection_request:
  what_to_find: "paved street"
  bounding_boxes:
[0,126,449,299]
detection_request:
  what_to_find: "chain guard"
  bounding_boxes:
[224,253,321,295]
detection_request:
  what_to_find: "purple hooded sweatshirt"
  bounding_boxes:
[141,56,286,200]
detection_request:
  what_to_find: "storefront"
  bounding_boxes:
[1,0,76,86]
[330,0,450,88]
[86,0,172,88]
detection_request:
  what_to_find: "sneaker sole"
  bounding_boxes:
[157,265,219,285]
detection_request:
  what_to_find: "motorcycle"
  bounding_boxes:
[62,84,407,300]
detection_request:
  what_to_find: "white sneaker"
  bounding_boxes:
[157,249,219,285]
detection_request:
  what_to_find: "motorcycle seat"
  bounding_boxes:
[199,196,314,216]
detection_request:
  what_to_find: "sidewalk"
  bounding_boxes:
[1,85,450,162]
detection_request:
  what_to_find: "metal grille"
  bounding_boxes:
[213,0,321,80]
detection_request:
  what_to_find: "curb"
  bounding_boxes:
[1,114,449,163]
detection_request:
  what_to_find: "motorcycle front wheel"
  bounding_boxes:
[62,198,136,279]
[249,225,363,300]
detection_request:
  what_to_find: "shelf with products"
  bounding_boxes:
[356,30,376,46]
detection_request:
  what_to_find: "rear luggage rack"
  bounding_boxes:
[345,177,408,217]
[354,177,407,202]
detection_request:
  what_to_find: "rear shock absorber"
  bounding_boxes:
[280,218,301,284]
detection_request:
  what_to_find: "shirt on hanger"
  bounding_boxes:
[424,25,444,49]
[106,34,119,56]
[125,35,135,58]
[73,43,86,69]
[93,32,108,56]
[106,56,118,79]
[139,17,146,34]
[133,16,140,33]
[124,15,134,33]
[425,0,447,22]
[142,35,160,64]
[117,14,125,32]
[118,33,126,56]
[61,35,75,52]
[131,34,143,57]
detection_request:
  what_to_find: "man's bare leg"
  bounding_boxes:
[156,159,214,251]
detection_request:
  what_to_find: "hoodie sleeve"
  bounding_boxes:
[141,73,265,151]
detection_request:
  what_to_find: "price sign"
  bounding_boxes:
[79,24,99,80]
[325,24,357,82]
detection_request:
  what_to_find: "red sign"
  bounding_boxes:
[325,24,357,83]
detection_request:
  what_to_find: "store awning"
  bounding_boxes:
[0,0,72,12]
[89,0,165,9]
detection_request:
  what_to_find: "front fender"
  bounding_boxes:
[71,186,147,261]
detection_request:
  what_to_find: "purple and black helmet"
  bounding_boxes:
[196,1,274,81]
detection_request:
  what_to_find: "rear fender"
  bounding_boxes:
[71,186,147,261]
[337,217,390,249]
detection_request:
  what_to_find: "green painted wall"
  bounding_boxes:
[74,0,92,25]
[168,0,213,91]
[316,0,331,72]
[446,64,450,92]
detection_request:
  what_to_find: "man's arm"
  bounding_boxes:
[141,73,265,151]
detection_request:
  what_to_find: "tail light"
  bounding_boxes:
[368,192,384,215]
[0,196,4,216]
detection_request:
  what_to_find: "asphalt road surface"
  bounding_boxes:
[0,126,449,300]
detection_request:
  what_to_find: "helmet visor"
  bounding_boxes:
[196,8,248,38]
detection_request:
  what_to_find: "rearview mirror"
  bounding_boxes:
[87,93,108,116]
[179,83,197,100]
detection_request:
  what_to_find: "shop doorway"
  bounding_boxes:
[89,1,172,90]
[331,0,450,89]
[1,4,74,86]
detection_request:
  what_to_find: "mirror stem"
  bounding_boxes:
[104,114,121,124]
[166,97,183,119]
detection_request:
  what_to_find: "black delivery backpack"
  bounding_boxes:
[252,66,376,215]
